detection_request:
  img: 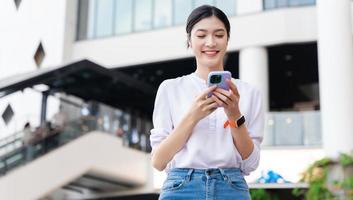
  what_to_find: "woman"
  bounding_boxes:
[150,5,264,200]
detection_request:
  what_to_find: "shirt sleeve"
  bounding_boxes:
[240,89,265,175]
[149,80,173,155]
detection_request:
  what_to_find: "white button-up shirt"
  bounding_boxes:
[150,73,264,175]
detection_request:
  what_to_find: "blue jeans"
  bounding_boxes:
[159,168,251,200]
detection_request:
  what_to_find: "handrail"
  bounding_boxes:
[0,131,23,148]
[0,116,105,176]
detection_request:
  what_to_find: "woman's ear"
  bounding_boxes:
[188,40,192,48]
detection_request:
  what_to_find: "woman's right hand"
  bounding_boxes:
[187,85,219,122]
[151,86,218,171]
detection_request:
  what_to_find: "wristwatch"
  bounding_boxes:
[224,115,245,128]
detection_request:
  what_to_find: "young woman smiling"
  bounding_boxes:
[150,5,264,200]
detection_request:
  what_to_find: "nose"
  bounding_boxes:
[205,36,216,47]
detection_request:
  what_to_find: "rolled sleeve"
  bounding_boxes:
[241,89,265,175]
[149,81,173,154]
[240,140,261,175]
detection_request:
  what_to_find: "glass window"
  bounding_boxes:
[288,0,302,6]
[77,0,95,40]
[154,0,172,28]
[194,0,214,7]
[134,0,153,31]
[304,0,315,5]
[87,0,96,39]
[264,0,277,9]
[173,0,192,25]
[114,0,133,34]
[95,0,114,37]
[289,0,315,6]
[215,0,236,16]
[277,0,289,7]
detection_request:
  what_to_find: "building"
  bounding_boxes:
[0,0,352,199]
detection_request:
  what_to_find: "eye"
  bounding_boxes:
[196,35,206,38]
[215,35,225,38]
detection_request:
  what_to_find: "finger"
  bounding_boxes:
[197,85,217,100]
[226,79,239,97]
[197,95,216,110]
[205,102,219,111]
[211,94,224,107]
[213,91,229,105]
[215,88,235,102]
[207,107,217,115]
[203,95,217,105]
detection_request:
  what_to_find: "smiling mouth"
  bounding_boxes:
[202,50,220,56]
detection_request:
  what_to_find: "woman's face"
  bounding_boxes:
[189,16,228,70]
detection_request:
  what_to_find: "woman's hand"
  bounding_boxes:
[151,85,218,171]
[187,85,219,122]
[212,79,242,120]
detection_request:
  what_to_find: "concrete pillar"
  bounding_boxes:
[239,46,269,111]
[317,0,353,158]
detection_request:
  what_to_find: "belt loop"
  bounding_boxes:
[186,169,194,182]
[219,168,228,181]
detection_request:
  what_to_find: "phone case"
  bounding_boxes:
[207,71,232,97]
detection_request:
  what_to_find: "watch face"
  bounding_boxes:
[237,116,245,127]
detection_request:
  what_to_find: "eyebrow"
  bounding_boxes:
[196,29,226,33]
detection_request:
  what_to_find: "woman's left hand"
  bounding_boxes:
[212,79,242,120]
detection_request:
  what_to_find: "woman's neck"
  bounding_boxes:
[195,65,224,81]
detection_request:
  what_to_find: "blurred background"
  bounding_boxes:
[0,0,352,199]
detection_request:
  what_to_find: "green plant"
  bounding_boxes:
[339,153,353,167]
[250,189,279,200]
[339,177,353,200]
[293,152,353,200]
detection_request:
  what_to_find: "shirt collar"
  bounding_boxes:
[191,72,206,85]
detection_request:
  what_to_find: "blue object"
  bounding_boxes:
[256,170,290,183]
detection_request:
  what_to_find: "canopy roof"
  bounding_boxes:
[0,60,156,115]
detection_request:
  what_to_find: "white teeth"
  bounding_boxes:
[204,51,217,55]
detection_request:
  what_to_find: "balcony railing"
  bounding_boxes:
[0,116,126,176]
[263,111,321,147]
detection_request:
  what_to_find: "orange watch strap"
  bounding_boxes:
[223,120,237,128]
[223,116,245,129]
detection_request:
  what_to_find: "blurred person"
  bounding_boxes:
[150,5,264,200]
[22,122,32,145]
[115,127,124,137]
[44,105,66,152]
[22,122,35,162]
[51,105,67,131]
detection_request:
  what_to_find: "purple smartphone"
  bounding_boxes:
[207,71,232,97]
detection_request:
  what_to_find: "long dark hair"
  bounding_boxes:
[186,5,231,48]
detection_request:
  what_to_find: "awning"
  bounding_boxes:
[0,60,157,115]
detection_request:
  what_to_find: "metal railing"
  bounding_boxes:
[0,116,107,176]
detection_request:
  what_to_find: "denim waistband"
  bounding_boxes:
[167,168,242,182]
